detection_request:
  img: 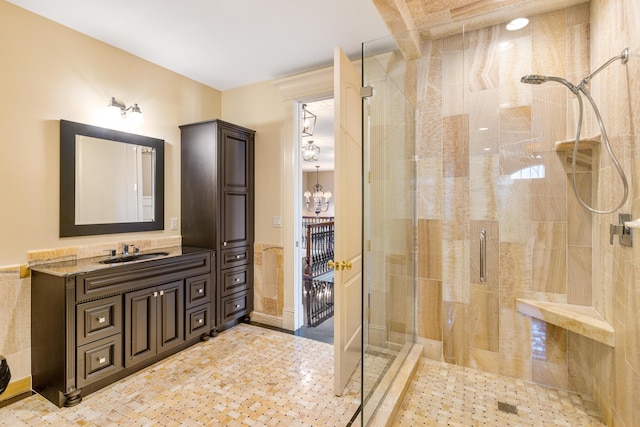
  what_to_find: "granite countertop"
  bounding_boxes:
[29,246,213,277]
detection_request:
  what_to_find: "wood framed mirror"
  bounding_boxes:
[60,119,164,237]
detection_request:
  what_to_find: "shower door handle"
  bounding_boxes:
[480,229,487,283]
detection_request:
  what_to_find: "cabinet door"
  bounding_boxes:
[219,125,254,249]
[124,288,157,368]
[157,281,184,353]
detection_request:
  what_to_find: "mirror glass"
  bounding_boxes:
[75,135,156,225]
[60,120,164,237]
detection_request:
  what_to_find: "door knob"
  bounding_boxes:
[328,260,352,271]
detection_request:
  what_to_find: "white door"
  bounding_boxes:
[333,46,363,396]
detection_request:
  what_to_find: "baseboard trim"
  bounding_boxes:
[0,377,31,407]
[250,311,283,329]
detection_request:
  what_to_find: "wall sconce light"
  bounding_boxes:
[107,97,143,124]
[301,140,320,162]
[301,104,316,136]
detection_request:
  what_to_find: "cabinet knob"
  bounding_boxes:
[98,316,106,324]
[223,241,227,246]
[153,291,158,297]
[236,255,241,259]
[98,357,106,364]
[235,304,240,308]
[198,319,203,324]
[235,278,240,282]
[160,290,164,296]
[198,288,204,294]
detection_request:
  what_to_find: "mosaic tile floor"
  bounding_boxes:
[0,324,360,426]
[393,358,605,426]
[1,324,608,427]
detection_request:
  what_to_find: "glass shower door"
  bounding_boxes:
[361,37,416,424]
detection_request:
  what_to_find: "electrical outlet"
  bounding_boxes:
[170,218,178,230]
[273,216,282,228]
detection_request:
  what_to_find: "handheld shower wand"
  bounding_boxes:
[521,48,630,215]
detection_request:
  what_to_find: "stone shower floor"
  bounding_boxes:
[1,323,606,426]
[393,357,605,426]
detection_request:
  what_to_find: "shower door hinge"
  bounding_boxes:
[360,86,373,98]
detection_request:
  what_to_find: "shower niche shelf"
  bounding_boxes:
[554,135,601,152]
[554,135,600,170]
[516,298,615,347]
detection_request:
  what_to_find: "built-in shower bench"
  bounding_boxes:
[516,298,615,347]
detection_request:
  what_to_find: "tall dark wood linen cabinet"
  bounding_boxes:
[180,120,255,332]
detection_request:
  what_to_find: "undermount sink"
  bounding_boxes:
[99,252,169,264]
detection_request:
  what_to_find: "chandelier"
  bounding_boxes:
[301,140,320,162]
[304,166,331,215]
[301,104,317,136]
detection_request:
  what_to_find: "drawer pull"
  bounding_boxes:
[153,291,158,297]
[197,288,204,294]
[160,290,164,296]
[98,357,106,364]
[235,304,241,308]
[236,255,241,259]
[98,316,106,324]
[198,319,204,324]
[235,278,240,282]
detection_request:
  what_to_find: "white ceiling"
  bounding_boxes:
[7,0,391,91]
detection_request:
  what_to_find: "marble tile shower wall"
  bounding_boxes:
[414,1,640,424]
[572,1,640,425]
[414,0,596,402]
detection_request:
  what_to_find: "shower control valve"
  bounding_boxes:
[610,213,632,247]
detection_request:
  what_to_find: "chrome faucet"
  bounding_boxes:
[123,243,140,255]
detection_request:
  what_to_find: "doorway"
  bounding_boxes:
[295,98,335,344]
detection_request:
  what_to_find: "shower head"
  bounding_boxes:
[520,74,579,93]
[520,74,547,84]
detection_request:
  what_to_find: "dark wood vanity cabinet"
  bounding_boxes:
[31,250,214,408]
[124,281,184,368]
[180,120,255,330]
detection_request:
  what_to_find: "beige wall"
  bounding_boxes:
[0,1,221,264]
[0,1,221,399]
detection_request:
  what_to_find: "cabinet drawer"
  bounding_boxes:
[185,274,212,309]
[76,296,122,346]
[185,304,211,340]
[78,252,211,301]
[76,335,122,388]
[221,265,249,297]
[220,246,251,269]
[221,291,248,324]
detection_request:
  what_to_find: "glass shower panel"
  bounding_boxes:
[361,36,416,424]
